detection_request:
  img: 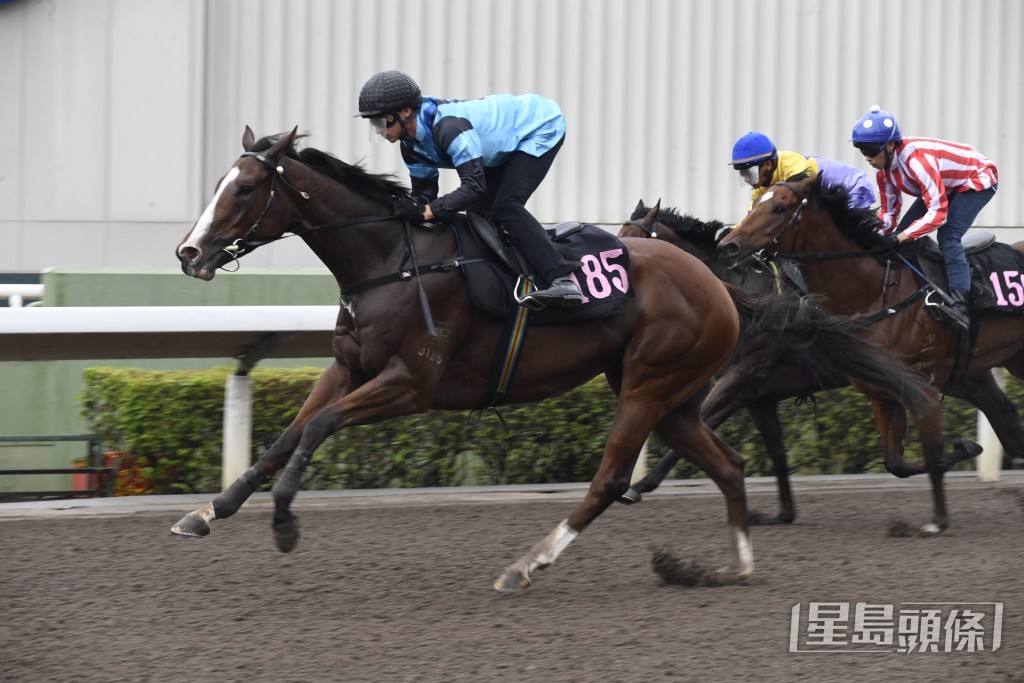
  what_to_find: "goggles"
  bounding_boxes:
[855,143,884,159]
[368,113,397,130]
[366,112,399,142]
[733,163,761,186]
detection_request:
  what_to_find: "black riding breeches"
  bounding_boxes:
[472,136,574,284]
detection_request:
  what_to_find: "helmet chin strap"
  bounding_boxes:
[758,158,777,188]
[396,111,414,141]
[882,142,896,167]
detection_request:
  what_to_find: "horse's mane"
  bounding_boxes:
[630,203,727,248]
[805,174,887,249]
[251,133,410,204]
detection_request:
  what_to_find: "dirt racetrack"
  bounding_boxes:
[1,473,1022,683]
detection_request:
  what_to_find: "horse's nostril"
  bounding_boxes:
[179,246,200,262]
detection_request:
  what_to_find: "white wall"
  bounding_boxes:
[1,0,1022,271]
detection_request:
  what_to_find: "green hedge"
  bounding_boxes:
[79,367,617,494]
[79,366,1021,495]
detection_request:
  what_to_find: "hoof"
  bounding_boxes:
[494,566,532,592]
[884,463,915,479]
[920,522,946,535]
[273,514,301,553]
[717,563,754,580]
[942,438,983,471]
[617,488,642,505]
[170,513,210,538]
[749,511,794,526]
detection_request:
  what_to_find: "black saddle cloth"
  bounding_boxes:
[914,231,1024,314]
[451,214,633,325]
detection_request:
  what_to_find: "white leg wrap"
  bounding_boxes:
[531,519,579,570]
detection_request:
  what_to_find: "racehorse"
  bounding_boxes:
[619,201,854,522]
[718,173,1024,532]
[171,128,931,589]
[619,200,1024,523]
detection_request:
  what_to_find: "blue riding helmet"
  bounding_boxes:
[730,132,778,168]
[850,105,902,144]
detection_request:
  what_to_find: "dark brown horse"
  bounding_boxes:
[620,200,1024,523]
[719,173,1024,532]
[170,129,931,589]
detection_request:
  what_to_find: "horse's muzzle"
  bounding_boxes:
[177,246,217,280]
[717,240,743,269]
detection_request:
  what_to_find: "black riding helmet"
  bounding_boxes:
[355,70,422,118]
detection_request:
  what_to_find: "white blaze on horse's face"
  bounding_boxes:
[757,190,775,204]
[178,166,241,255]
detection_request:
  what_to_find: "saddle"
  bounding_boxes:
[913,231,1024,315]
[451,213,633,325]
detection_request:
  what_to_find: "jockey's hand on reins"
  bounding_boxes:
[393,196,426,223]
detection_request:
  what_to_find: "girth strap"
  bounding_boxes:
[340,257,484,296]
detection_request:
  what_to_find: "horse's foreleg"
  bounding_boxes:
[170,464,271,537]
[170,428,302,537]
[169,363,351,541]
[868,397,924,478]
[270,365,434,553]
[903,398,967,533]
[619,448,681,504]
[746,400,795,524]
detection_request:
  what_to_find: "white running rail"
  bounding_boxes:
[0,284,44,308]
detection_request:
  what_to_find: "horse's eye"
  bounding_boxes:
[238,184,255,196]
[771,205,787,215]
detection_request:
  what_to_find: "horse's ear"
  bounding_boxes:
[643,199,661,227]
[267,126,298,162]
[242,126,256,151]
[633,198,646,214]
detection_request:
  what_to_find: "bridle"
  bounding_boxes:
[750,181,809,265]
[622,219,658,238]
[220,151,394,262]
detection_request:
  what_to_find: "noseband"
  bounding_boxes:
[753,181,808,264]
[221,152,393,264]
[623,219,658,238]
[222,152,312,260]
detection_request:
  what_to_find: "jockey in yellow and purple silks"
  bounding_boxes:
[729,131,876,213]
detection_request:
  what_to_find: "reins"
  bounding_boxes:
[221,151,397,260]
[749,181,934,327]
[221,150,477,339]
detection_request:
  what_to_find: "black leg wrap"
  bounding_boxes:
[271,451,309,505]
[212,464,269,520]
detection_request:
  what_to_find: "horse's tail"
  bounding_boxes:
[724,283,933,416]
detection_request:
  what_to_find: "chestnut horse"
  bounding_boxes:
[719,173,1024,532]
[171,129,930,589]
[620,200,1024,523]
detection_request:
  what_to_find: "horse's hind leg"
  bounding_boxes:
[949,370,1024,467]
[494,397,665,591]
[170,363,351,539]
[652,403,752,577]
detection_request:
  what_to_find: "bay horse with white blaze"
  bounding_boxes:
[172,128,930,589]
[718,173,1024,533]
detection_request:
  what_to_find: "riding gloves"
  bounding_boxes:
[393,196,426,222]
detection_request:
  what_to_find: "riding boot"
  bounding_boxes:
[944,289,970,332]
[520,276,584,308]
